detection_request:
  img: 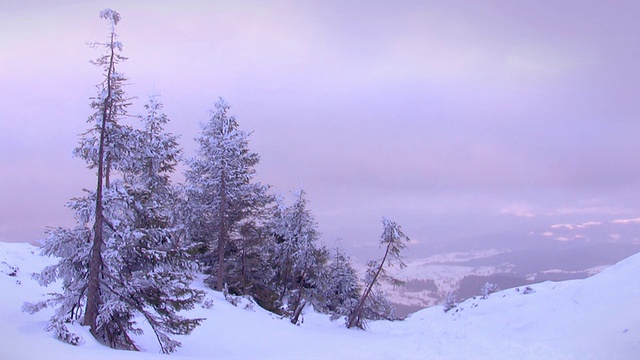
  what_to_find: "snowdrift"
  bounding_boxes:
[1,241,638,359]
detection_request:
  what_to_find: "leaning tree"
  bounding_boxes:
[346,218,409,329]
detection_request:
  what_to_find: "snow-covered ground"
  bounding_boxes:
[1,241,638,359]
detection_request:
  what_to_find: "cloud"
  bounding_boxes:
[500,205,536,218]
[501,205,535,218]
[551,224,574,230]
[548,207,632,217]
[612,218,640,224]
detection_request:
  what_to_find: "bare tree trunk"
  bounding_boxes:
[240,235,246,293]
[279,261,290,302]
[105,154,111,189]
[216,173,227,291]
[291,299,306,325]
[147,118,155,182]
[290,272,307,324]
[84,30,116,332]
[346,241,392,329]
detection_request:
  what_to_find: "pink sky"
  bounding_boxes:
[2,1,640,259]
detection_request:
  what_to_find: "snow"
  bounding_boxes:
[377,250,515,307]
[537,265,608,277]
[1,240,639,359]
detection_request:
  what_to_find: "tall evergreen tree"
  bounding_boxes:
[24,11,203,353]
[113,94,204,353]
[78,9,128,335]
[185,98,270,291]
[346,218,409,329]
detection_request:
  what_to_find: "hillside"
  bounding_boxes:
[1,241,638,359]
[383,219,640,314]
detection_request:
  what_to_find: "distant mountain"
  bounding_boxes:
[384,217,640,316]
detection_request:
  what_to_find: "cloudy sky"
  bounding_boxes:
[2,1,640,259]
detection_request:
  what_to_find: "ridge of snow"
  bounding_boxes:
[1,241,639,359]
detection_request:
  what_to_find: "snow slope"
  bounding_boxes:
[1,241,638,359]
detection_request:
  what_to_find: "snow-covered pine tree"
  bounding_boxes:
[321,245,361,320]
[346,218,409,329]
[108,94,204,353]
[270,189,328,324]
[24,11,203,354]
[481,282,499,299]
[185,98,271,291]
[359,286,396,322]
[443,291,457,313]
[74,10,132,337]
[228,219,276,302]
[128,94,180,190]
[74,10,134,188]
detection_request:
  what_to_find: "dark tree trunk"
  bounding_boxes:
[279,261,290,302]
[83,30,116,333]
[346,241,392,329]
[291,299,306,325]
[240,235,247,293]
[216,173,227,291]
[290,272,307,324]
[105,154,111,189]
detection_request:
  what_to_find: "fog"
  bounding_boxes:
[2,1,640,262]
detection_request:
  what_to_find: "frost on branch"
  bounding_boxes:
[100,8,121,32]
[48,321,82,346]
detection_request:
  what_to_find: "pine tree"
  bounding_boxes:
[481,282,499,299]
[24,11,203,354]
[185,98,270,291]
[77,9,130,336]
[128,94,181,190]
[109,94,204,353]
[270,189,328,324]
[346,218,409,329]
[228,219,275,299]
[321,245,361,319]
[443,291,457,313]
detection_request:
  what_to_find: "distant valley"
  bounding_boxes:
[382,218,640,316]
